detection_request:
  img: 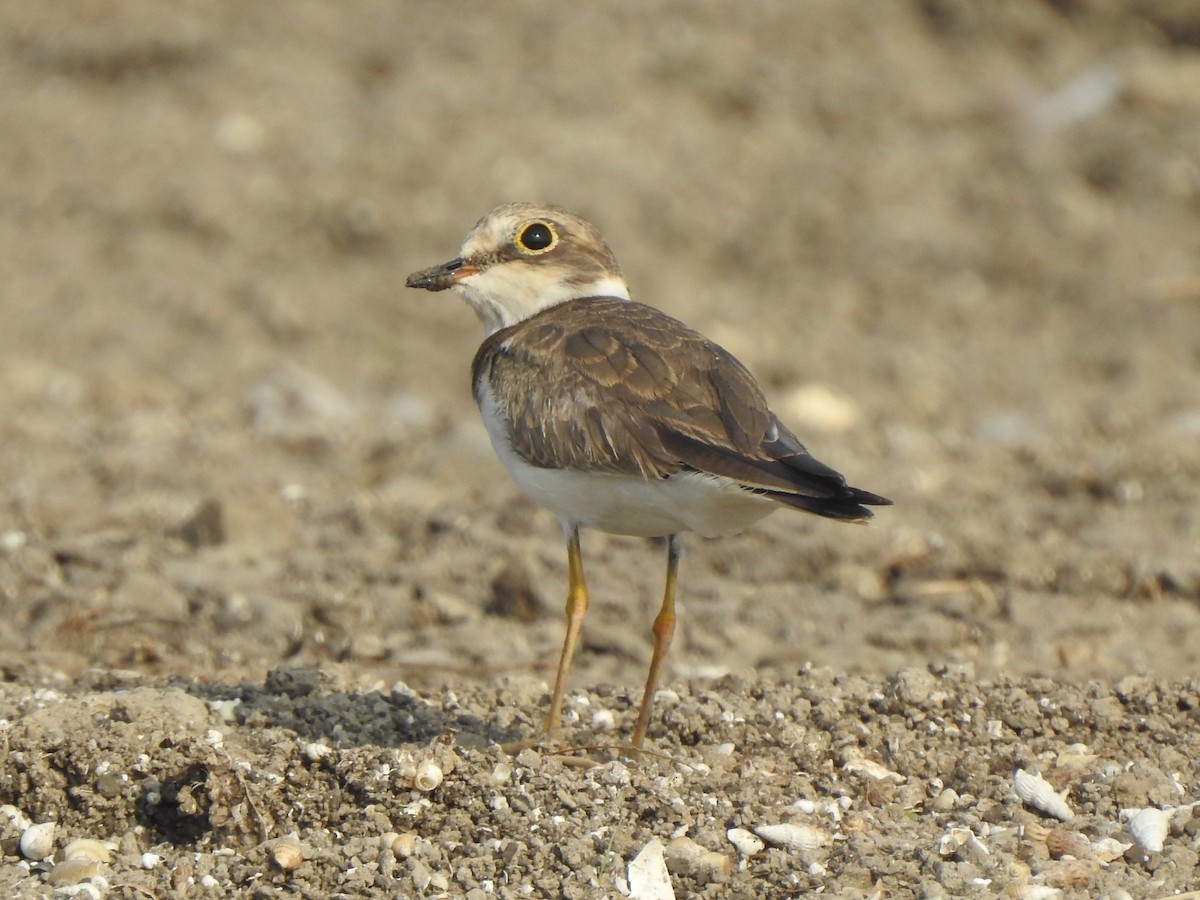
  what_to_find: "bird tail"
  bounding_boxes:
[759,484,891,522]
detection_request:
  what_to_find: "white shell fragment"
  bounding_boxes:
[1090,836,1133,862]
[936,826,969,858]
[303,742,332,762]
[752,823,829,852]
[841,751,905,783]
[628,838,675,900]
[46,857,102,887]
[591,708,616,730]
[936,826,990,861]
[1054,743,1097,772]
[726,827,765,858]
[0,805,32,833]
[1022,884,1072,900]
[63,839,111,863]
[410,858,434,891]
[663,837,732,880]
[413,759,444,792]
[489,762,513,786]
[19,820,56,860]
[1013,768,1074,821]
[1122,806,1169,853]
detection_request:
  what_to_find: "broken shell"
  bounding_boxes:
[936,826,989,861]
[591,709,616,730]
[936,826,970,858]
[753,823,828,852]
[20,821,56,860]
[1043,858,1095,888]
[1055,743,1097,772]
[1020,821,1050,843]
[1090,836,1133,862]
[662,836,732,879]
[413,759,443,792]
[964,832,990,861]
[726,827,764,857]
[62,838,111,863]
[488,762,513,786]
[431,745,458,776]
[268,835,306,871]
[841,751,905,783]
[1006,860,1033,885]
[1044,829,1091,860]
[1019,883,1064,900]
[393,748,418,781]
[663,836,708,875]
[1013,768,1074,821]
[627,839,671,898]
[409,857,434,891]
[45,858,101,886]
[842,814,868,834]
[303,742,331,762]
[1122,806,1168,853]
[0,805,32,833]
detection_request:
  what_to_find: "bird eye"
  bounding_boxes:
[517,222,556,254]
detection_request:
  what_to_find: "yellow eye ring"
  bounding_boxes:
[516,221,557,254]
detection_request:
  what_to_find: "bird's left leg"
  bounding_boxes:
[544,524,589,734]
[631,533,683,751]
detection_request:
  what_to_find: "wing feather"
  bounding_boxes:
[472,297,891,519]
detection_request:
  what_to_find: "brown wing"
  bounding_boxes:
[472,298,891,519]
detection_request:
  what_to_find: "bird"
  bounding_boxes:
[406,202,890,750]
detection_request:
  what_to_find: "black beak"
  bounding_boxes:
[405,257,474,292]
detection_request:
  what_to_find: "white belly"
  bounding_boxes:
[508,463,777,537]
[478,388,777,538]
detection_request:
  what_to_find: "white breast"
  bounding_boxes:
[477,384,777,538]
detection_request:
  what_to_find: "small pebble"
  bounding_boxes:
[931,788,959,812]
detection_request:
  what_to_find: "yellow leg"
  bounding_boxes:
[544,526,589,734]
[631,534,683,751]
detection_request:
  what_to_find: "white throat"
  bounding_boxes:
[456,271,630,336]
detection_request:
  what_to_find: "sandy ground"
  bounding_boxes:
[1,1,1200,897]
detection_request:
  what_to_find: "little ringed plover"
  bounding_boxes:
[406,202,890,750]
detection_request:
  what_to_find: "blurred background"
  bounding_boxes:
[1,0,1198,693]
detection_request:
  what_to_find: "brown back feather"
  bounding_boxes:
[472,297,890,516]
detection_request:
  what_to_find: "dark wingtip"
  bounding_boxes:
[761,484,891,522]
[851,489,892,507]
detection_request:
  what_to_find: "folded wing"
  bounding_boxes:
[473,297,891,521]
